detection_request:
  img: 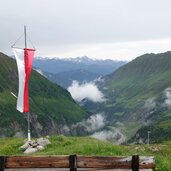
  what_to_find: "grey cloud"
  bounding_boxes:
[1,0,171,59]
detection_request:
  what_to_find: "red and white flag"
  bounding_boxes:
[12,48,34,113]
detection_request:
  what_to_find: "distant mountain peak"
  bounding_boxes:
[33,56,126,75]
[35,56,125,63]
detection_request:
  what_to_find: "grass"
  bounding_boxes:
[0,135,171,171]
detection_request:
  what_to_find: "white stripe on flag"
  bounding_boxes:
[12,48,25,112]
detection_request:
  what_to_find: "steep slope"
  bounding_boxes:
[84,52,171,142]
[0,52,89,137]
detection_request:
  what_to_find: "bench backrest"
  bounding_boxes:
[0,155,155,171]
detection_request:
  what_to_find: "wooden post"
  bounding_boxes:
[69,155,77,171]
[132,155,139,171]
[0,156,5,171]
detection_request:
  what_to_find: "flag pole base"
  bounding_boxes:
[28,130,31,142]
[27,112,31,142]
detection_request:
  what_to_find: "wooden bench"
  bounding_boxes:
[0,155,155,171]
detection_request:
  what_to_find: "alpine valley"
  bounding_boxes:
[82,51,171,143]
[1,51,171,144]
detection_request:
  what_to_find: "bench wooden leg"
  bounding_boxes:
[132,155,139,171]
[0,156,5,171]
[69,155,77,171]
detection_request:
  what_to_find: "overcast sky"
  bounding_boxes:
[1,0,171,60]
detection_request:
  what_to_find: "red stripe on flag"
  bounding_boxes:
[23,48,34,112]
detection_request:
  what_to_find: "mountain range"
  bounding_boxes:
[33,56,126,88]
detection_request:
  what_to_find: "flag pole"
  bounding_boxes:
[24,26,27,48]
[27,112,31,141]
[24,26,31,142]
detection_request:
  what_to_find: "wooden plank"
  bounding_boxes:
[77,156,132,169]
[6,156,68,162]
[77,156,155,170]
[4,169,154,171]
[6,156,69,168]
[139,157,155,170]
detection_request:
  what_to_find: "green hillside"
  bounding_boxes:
[103,52,171,111]
[0,135,171,171]
[87,52,171,142]
[0,52,89,137]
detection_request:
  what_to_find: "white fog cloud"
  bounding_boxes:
[62,113,106,135]
[91,130,115,141]
[91,128,126,144]
[164,87,171,107]
[73,113,106,133]
[83,114,105,132]
[68,80,105,103]
[144,98,156,110]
